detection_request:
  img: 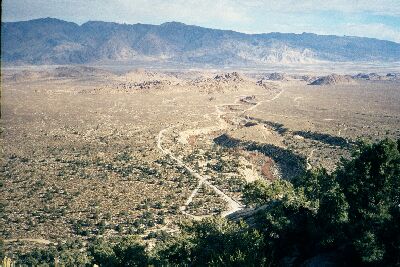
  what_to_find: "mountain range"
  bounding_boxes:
[1,17,400,65]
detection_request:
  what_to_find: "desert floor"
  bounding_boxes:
[1,66,399,253]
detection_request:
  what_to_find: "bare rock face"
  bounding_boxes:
[189,72,250,92]
[264,46,316,64]
[256,73,291,88]
[309,74,355,85]
[114,80,172,91]
[121,69,180,83]
[213,72,244,83]
[300,75,318,83]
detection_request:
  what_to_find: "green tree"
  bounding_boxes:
[244,178,318,265]
[16,247,58,266]
[294,168,349,248]
[335,138,400,264]
[155,217,265,266]
[243,179,302,208]
[90,239,117,266]
[91,236,148,267]
[242,139,400,265]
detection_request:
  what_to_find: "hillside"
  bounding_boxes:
[2,18,400,65]
[309,74,355,85]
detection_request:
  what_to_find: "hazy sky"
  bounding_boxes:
[3,0,400,42]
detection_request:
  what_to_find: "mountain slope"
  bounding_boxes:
[2,18,400,65]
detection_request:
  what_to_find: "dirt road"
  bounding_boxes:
[157,127,243,219]
[157,87,285,219]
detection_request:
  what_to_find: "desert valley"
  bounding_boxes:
[1,12,400,266]
[2,64,399,259]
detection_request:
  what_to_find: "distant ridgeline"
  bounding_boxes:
[1,17,400,65]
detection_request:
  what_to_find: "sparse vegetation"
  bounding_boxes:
[5,133,399,266]
[2,67,399,264]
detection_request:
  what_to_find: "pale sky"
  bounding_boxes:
[3,0,400,42]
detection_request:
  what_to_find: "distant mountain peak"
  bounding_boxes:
[161,21,187,26]
[82,20,119,26]
[34,17,62,22]
[26,17,75,25]
[2,18,399,65]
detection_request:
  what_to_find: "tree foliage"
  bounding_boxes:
[15,242,90,266]
[90,236,149,267]
[335,139,400,264]
[154,217,265,266]
[242,138,400,265]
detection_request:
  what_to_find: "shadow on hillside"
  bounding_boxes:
[244,116,288,134]
[214,134,306,180]
[293,130,351,148]
[243,116,352,148]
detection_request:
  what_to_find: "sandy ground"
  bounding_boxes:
[1,66,399,253]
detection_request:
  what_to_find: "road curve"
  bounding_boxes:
[157,87,285,219]
[157,128,243,219]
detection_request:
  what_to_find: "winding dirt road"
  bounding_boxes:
[157,127,243,219]
[157,86,285,219]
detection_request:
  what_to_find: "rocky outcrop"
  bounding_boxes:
[213,72,244,83]
[309,74,355,85]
